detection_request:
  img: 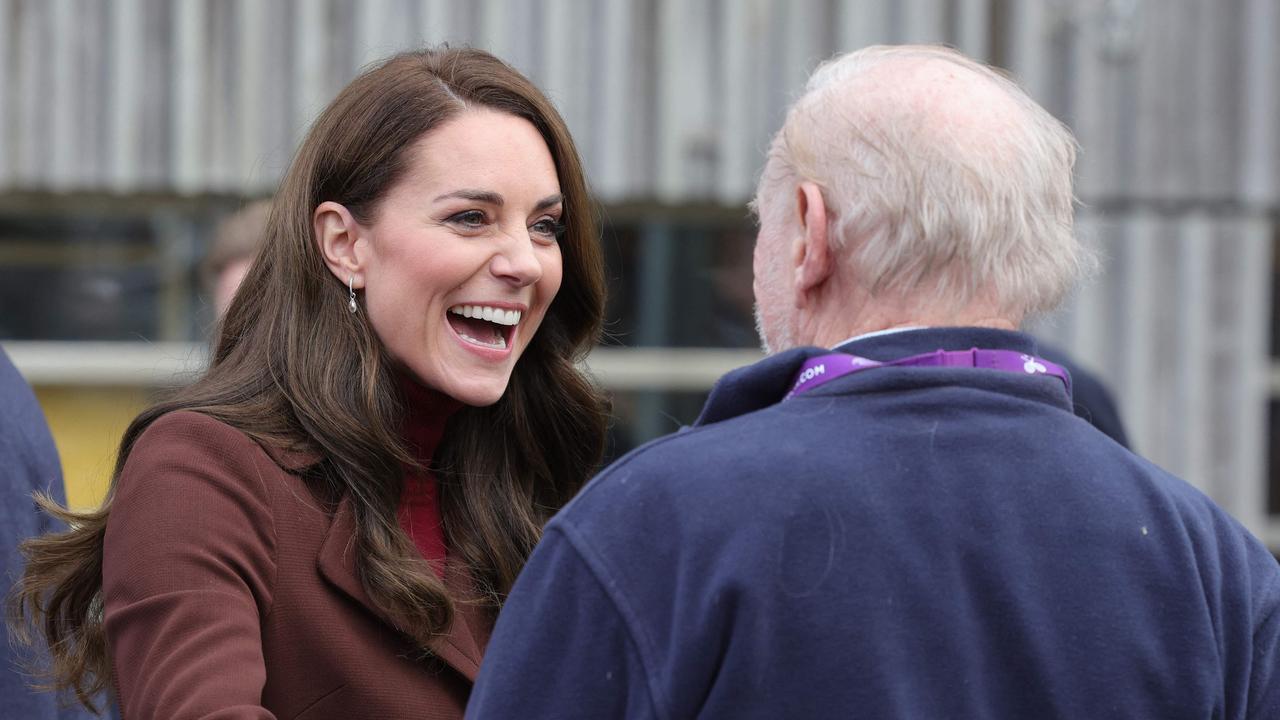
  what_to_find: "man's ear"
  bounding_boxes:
[314,201,367,287]
[792,181,833,308]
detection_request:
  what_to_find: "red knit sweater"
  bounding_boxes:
[397,378,461,578]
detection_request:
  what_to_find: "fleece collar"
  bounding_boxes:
[694,327,1056,427]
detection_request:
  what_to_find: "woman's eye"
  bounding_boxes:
[531,218,566,241]
[447,210,487,228]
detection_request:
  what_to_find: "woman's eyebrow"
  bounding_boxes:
[434,189,504,205]
[534,193,564,213]
[433,190,563,212]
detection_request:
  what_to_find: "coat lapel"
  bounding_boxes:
[316,495,485,681]
[436,561,488,679]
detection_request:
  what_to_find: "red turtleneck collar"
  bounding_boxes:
[397,376,463,578]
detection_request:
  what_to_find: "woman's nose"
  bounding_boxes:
[490,230,543,286]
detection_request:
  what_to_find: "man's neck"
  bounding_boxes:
[791,281,1022,350]
[811,317,1020,350]
[830,325,926,349]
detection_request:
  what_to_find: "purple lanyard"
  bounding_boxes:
[786,348,1071,400]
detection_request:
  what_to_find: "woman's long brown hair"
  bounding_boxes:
[9,47,608,712]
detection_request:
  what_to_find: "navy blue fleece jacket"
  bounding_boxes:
[469,328,1280,719]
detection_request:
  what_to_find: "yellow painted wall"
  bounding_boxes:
[34,386,153,510]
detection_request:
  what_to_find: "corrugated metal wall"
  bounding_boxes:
[2,0,1276,533]
[1012,0,1277,535]
[5,1,1276,203]
[1048,210,1272,535]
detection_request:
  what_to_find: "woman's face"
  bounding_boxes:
[356,109,564,406]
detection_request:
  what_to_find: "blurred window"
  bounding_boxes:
[0,199,221,342]
[597,205,758,458]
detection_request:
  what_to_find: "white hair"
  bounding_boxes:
[754,45,1095,320]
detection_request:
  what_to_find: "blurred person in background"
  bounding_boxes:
[0,349,111,719]
[11,46,607,719]
[468,45,1279,719]
[202,199,272,319]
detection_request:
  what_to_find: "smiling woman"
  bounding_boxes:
[10,47,608,719]
[315,108,567,408]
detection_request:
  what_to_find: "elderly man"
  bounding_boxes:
[467,45,1280,719]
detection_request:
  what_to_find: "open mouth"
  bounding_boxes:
[447,304,522,350]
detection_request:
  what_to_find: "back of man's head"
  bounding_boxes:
[753,45,1092,349]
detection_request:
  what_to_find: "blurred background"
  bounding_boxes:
[2,0,1279,548]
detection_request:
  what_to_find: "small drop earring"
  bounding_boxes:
[348,275,358,314]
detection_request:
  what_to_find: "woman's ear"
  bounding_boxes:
[314,201,368,288]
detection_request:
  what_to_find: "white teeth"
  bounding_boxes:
[448,305,522,326]
[456,331,507,349]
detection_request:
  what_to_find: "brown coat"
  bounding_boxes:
[102,411,492,719]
